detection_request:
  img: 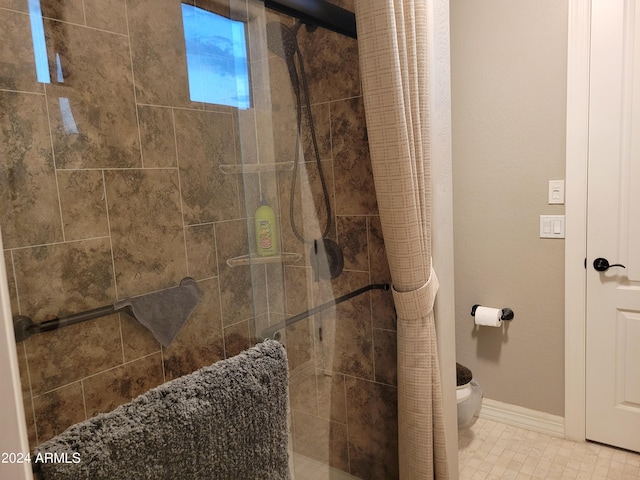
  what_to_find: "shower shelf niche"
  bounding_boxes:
[226,252,301,268]
[219,162,294,175]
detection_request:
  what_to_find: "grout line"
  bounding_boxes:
[7,236,112,253]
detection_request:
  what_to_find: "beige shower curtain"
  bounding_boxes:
[354,1,449,479]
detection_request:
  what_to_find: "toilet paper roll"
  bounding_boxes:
[474,306,503,327]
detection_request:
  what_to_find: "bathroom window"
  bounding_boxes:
[181,4,251,109]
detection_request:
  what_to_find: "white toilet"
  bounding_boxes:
[456,363,483,428]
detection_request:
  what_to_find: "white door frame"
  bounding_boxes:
[565,0,591,443]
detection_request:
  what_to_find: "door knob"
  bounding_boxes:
[593,257,626,272]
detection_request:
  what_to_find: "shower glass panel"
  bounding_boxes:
[0,0,397,478]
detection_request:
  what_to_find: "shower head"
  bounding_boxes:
[266,20,304,94]
[266,20,303,60]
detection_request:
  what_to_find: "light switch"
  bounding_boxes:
[548,180,565,204]
[540,215,565,238]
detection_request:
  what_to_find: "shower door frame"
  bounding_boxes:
[0,230,32,480]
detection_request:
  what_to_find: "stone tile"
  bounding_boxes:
[368,215,396,330]
[373,328,397,386]
[266,262,286,315]
[185,223,217,280]
[215,219,254,326]
[317,370,347,425]
[137,105,177,168]
[368,216,390,283]
[57,170,109,241]
[301,102,332,161]
[346,376,398,480]
[284,265,311,316]
[84,0,127,34]
[289,364,318,416]
[12,238,116,320]
[223,319,252,358]
[0,91,62,249]
[44,19,141,168]
[41,0,84,24]
[174,109,241,224]
[83,353,164,418]
[24,313,122,396]
[194,0,230,17]
[278,159,336,260]
[234,108,259,166]
[337,216,368,272]
[297,24,360,104]
[314,270,374,380]
[32,382,85,444]
[127,0,199,108]
[119,313,161,363]
[250,262,269,318]
[105,169,187,298]
[15,237,119,399]
[291,410,349,472]
[0,1,28,12]
[163,277,225,380]
[0,9,44,92]
[283,317,314,372]
[331,96,377,215]
[269,56,298,165]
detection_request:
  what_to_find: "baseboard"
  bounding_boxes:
[478,398,565,438]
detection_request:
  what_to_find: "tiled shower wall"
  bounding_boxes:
[0,0,399,478]
[267,7,400,478]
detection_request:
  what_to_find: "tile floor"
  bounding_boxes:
[459,417,640,480]
[290,415,640,479]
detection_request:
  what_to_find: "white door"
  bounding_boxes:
[586,0,640,453]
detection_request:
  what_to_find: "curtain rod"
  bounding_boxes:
[261,283,390,339]
[262,0,357,39]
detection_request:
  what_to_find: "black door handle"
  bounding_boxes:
[593,257,626,272]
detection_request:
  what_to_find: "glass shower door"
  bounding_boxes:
[0,0,398,478]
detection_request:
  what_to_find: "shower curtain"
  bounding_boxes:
[354,1,449,479]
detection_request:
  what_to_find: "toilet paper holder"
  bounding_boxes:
[471,304,514,321]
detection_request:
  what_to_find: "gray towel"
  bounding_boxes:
[114,277,202,347]
[35,340,290,480]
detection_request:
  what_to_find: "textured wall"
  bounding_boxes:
[450,0,568,416]
[0,0,398,477]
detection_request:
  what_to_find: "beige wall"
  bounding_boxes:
[450,1,568,416]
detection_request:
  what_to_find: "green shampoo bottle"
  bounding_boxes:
[255,195,278,256]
